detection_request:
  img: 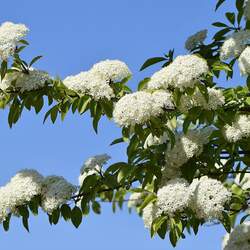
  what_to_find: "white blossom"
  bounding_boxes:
[0,22,29,60]
[189,176,231,220]
[223,115,250,142]
[147,55,209,91]
[220,30,250,60]
[165,127,213,169]
[41,176,76,214]
[113,91,174,127]
[179,87,225,112]
[142,203,161,229]
[238,46,250,75]
[157,178,190,216]
[91,59,132,83]
[0,68,50,92]
[0,169,44,222]
[222,222,250,250]
[63,70,114,100]
[79,154,110,186]
[185,29,208,51]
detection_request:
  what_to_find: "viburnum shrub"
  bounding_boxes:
[0,0,250,249]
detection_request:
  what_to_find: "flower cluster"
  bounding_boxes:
[178,87,225,112]
[0,68,50,92]
[147,55,209,91]
[0,169,44,222]
[185,29,207,51]
[238,46,250,76]
[157,178,190,216]
[220,31,250,60]
[142,176,231,229]
[79,154,111,185]
[189,176,231,220]
[113,90,174,127]
[142,203,161,229]
[223,115,250,142]
[91,59,132,83]
[0,169,76,220]
[222,222,250,250]
[163,127,213,180]
[63,71,114,100]
[41,176,77,214]
[0,22,29,61]
[63,60,131,100]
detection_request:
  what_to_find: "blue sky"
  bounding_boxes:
[0,0,240,249]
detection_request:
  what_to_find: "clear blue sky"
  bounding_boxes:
[0,0,239,249]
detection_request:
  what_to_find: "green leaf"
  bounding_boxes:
[225,12,235,25]
[140,57,166,71]
[137,78,150,90]
[1,60,7,80]
[117,165,133,183]
[236,0,244,12]
[61,204,72,221]
[51,208,60,225]
[29,55,43,67]
[92,201,101,214]
[140,194,157,211]
[110,137,124,146]
[221,212,232,233]
[3,214,11,232]
[78,96,91,114]
[71,206,82,228]
[19,39,29,45]
[28,197,39,216]
[212,22,228,27]
[215,0,226,11]
[22,216,29,232]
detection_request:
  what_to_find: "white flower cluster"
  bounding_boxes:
[113,90,174,127]
[244,0,250,20]
[189,176,231,220]
[238,46,250,76]
[63,60,131,100]
[185,29,208,51]
[142,203,161,229]
[179,87,225,112]
[0,169,76,220]
[0,68,50,92]
[0,169,44,222]
[79,154,111,186]
[164,127,212,169]
[0,22,29,61]
[222,222,250,250]
[223,115,250,142]
[91,59,132,83]
[220,31,250,60]
[157,178,190,216]
[142,176,231,229]
[41,176,77,214]
[63,71,114,100]
[147,55,209,91]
